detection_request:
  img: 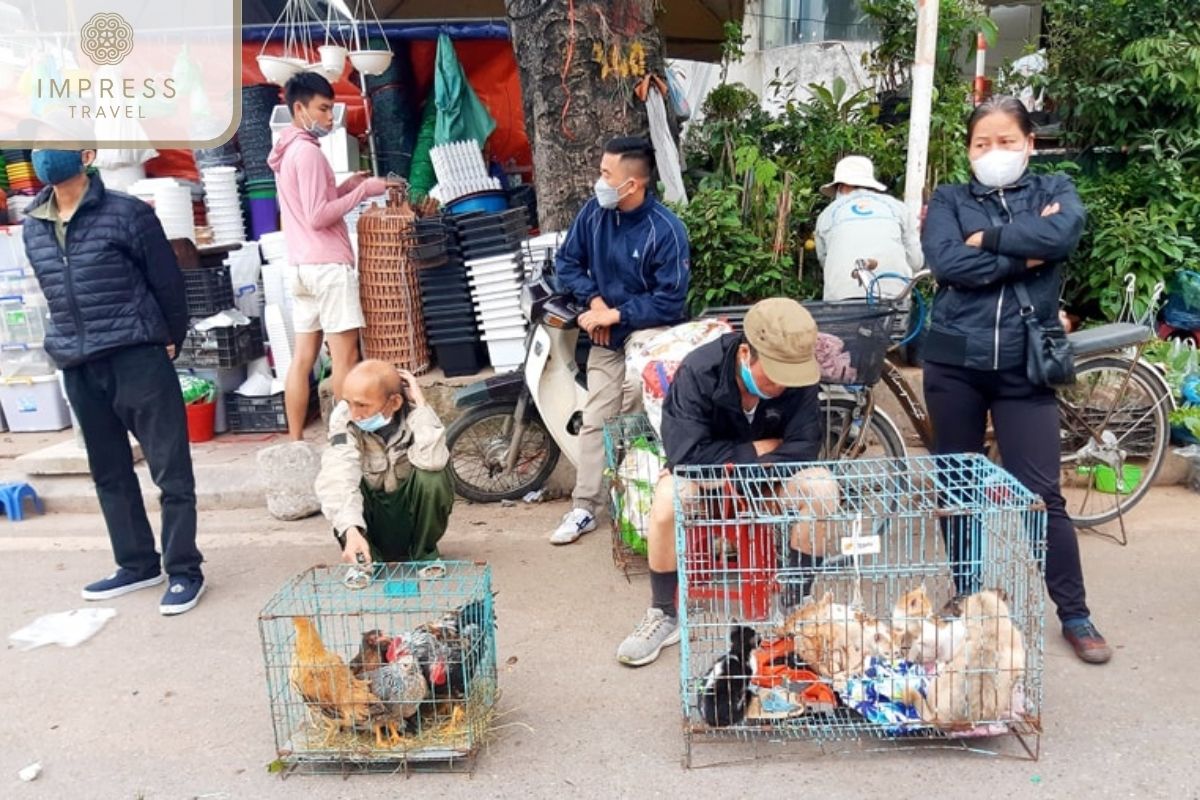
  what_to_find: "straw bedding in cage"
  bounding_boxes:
[286,678,500,761]
[357,187,430,374]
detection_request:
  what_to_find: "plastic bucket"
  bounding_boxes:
[1085,464,1143,495]
[446,191,508,216]
[248,197,280,239]
[185,400,216,443]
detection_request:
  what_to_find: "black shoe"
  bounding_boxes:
[1063,619,1112,664]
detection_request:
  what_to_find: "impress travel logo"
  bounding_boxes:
[0,1,240,147]
[80,13,136,65]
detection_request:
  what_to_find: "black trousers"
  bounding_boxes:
[923,361,1088,623]
[62,345,203,581]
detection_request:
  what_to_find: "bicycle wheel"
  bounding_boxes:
[1058,356,1171,527]
[820,395,908,460]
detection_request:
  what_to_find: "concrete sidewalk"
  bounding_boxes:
[1,486,1197,798]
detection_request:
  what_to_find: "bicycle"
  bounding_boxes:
[840,265,1175,540]
[701,267,1175,540]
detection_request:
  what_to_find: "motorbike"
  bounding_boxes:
[445,270,589,502]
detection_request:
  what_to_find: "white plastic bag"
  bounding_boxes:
[8,608,116,651]
[257,441,322,521]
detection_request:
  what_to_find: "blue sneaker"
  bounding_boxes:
[159,576,206,616]
[81,568,164,601]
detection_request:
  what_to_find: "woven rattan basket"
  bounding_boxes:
[357,183,431,374]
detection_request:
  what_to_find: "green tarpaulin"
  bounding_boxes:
[433,33,496,147]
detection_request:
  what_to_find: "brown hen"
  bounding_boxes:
[290,617,386,744]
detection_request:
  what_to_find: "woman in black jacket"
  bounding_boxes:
[921,97,1110,664]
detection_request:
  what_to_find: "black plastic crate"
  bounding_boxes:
[183,266,235,317]
[178,318,264,369]
[225,387,318,432]
[433,338,489,377]
[224,391,287,432]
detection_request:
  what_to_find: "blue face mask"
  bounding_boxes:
[740,359,774,400]
[300,108,332,138]
[354,411,390,433]
[32,150,85,186]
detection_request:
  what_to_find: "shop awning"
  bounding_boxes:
[241,0,745,62]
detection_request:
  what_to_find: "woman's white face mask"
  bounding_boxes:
[970,144,1030,188]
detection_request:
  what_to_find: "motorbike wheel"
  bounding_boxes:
[445,402,562,503]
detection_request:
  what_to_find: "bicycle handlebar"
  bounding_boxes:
[851,259,933,304]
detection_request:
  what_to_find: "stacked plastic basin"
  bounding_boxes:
[416,216,488,377]
[459,209,529,372]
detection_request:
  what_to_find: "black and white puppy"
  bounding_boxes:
[698,625,760,727]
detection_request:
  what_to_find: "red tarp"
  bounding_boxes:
[147,39,530,182]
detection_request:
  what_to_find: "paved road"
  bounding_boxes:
[1,490,1198,799]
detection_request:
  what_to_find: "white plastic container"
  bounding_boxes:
[0,374,72,432]
[483,337,526,372]
[0,342,56,378]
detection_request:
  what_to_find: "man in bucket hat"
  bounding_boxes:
[615,298,838,667]
[815,155,923,301]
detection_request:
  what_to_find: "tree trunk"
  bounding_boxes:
[507,0,672,231]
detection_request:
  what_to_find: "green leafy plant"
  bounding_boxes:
[673,181,801,314]
[1036,0,1200,150]
[860,0,998,91]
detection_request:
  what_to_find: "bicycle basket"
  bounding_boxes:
[803,301,900,385]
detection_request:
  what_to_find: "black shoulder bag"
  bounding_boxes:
[1012,281,1075,387]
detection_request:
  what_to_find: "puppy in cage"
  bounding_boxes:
[617,298,839,667]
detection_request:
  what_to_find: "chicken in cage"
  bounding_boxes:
[258,562,497,774]
[675,454,1047,763]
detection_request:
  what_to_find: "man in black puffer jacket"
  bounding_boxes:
[23,149,205,616]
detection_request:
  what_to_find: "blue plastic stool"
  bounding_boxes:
[0,482,44,521]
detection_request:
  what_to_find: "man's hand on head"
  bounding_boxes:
[396,369,426,407]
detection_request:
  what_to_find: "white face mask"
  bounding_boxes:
[970,146,1029,188]
[593,177,628,209]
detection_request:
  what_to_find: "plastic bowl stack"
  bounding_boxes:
[240,85,282,184]
[456,209,530,372]
[245,178,280,240]
[416,217,488,377]
[202,167,246,244]
[429,141,502,208]
[3,150,42,196]
[153,182,196,242]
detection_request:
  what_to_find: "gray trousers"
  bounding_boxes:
[572,329,662,515]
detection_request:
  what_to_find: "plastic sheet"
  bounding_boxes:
[8,608,116,651]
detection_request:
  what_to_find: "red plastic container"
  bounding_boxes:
[185,400,216,443]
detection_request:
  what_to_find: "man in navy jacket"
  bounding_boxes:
[549,137,691,545]
[23,149,205,615]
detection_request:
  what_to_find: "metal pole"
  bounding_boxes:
[974,31,988,105]
[904,0,940,217]
[360,78,380,175]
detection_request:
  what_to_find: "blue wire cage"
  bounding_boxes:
[604,412,665,577]
[673,454,1047,765]
[258,562,497,775]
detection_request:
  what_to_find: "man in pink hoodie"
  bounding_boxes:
[268,73,388,440]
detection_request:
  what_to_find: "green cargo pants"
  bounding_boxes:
[360,468,455,562]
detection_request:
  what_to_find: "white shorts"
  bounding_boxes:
[289,263,365,335]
